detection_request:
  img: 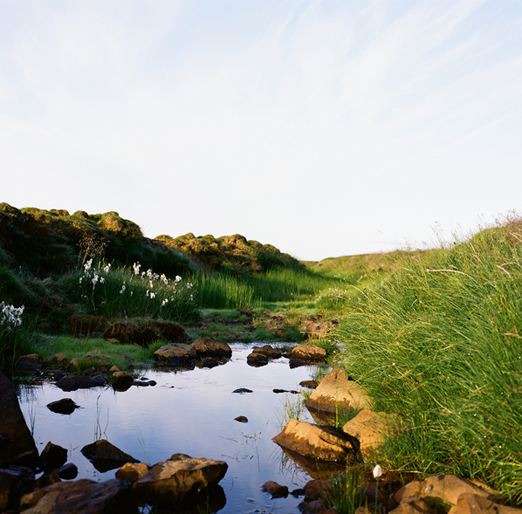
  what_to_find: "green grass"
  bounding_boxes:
[334,218,522,501]
[35,335,162,370]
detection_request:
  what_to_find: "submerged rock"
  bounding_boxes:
[132,453,228,507]
[262,480,289,498]
[81,440,139,473]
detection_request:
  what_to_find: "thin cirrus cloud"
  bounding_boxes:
[1,0,521,259]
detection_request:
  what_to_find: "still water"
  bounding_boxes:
[15,344,324,513]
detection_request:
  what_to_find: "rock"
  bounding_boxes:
[303,479,333,502]
[272,419,358,462]
[19,478,137,513]
[116,462,149,483]
[15,355,43,374]
[154,343,197,365]
[305,319,334,339]
[81,440,139,473]
[0,466,35,511]
[46,398,79,415]
[55,463,78,480]
[55,376,79,392]
[191,337,232,358]
[39,442,67,473]
[300,380,320,389]
[0,367,38,467]
[246,351,268,367]
[233,388,253,394]
[149,320,186,342]
[299,498,329,513]
[289,344,326,367]
[273,388,299,394]
[111,371,134,390]
[262,480,288,498]
[133,454,228,507]
[306,368,372,414]
[109,365,121,373]
[35,470,61,489]
[342,409,399,459]
[234,416,248,423]
[253,345,282,359]
[52,352,68,364]
[397,475,491,506]
[448,493,522,514]
[70,375,99,389]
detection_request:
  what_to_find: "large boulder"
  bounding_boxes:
[39,442,67,473]
[81,440,138,473]
[154,343,197,366]
[272,419,358,462]
[342,409,399,459]
[0,466,35,511]
[306,368,371,414]
[19,478,137,513]
[133,453,228,507]
[0,367,38,467]
[191,337,232,358]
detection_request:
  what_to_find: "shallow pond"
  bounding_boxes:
[15,344,325,513]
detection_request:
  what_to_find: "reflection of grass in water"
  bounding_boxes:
[94,395,109,441]
[27,401,36,437]
[277,393,305,428]
[137,429,151,466]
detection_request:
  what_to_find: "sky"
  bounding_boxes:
[1,0,522,261]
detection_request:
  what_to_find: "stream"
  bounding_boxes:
[14,344,326,513]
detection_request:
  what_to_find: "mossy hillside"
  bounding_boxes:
[156,232,303,275]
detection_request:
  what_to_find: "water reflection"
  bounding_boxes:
[15,344,328,513]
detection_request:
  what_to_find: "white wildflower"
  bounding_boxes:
[150,292,156,299]
[175,276,181,283]
[103,264,111,273]
[133,262,141,275]
[373,464,383,479]
[84,259,93,271]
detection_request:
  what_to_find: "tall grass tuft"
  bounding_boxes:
[335,217,522,501]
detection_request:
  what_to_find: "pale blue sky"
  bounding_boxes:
[1,0,522,260]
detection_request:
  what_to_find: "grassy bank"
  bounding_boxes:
[334,218,522,501]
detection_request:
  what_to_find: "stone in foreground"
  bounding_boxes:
[133,453,228,507]
[191,337,232,358]
[306,368,372,414]
[272,419,358,462]
[289,344,326,367]
[19,478,137,513]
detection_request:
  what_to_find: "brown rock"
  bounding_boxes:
[247,351,269,367]
[103,322,159,346]
[70,355,111,369]
[52,352,68,364]
[272,419,357,462]
[191,337,232,358]
[111,371,134,389]
[262,480,289,498]
[390,497,440,514]
[289,344,326,367]
[133,454,228,506]
[19,478,137,513]
[406,475,490,506]
[0,368,38,467]
[116,462,149,483]
[306,368,372,414]
[342,409,399,459]
[154,343,197,365]
[39,442,67,473]
[0,466,35,511]
[81,439,138,473]
[448,493,522,514]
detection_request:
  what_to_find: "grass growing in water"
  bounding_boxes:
[334,217,522,501]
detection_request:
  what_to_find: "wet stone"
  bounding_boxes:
[233,388,253,394]
[234,416,248,423]
[46,398,79,415]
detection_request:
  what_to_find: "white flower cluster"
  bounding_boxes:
[1,301,24,330]
[80,258,106,289]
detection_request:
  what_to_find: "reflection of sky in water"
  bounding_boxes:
[16,345,325,513]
